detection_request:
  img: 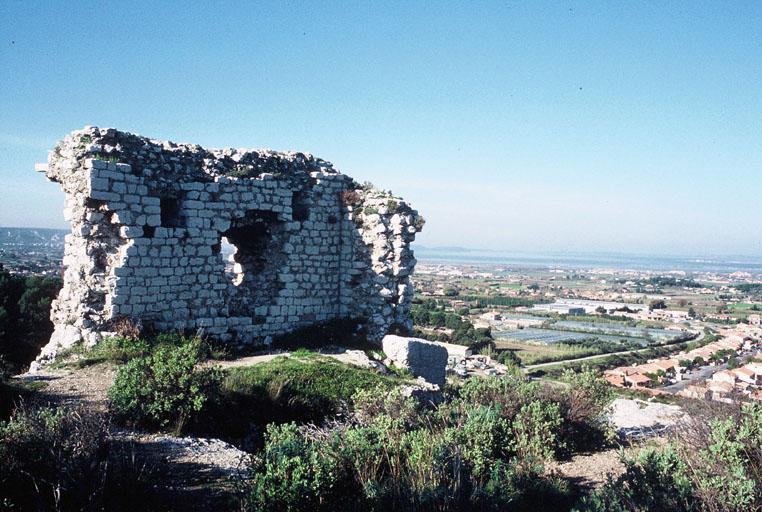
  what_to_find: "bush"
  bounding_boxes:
[241,370,600,511]
[579,403,762,511]
[246,422,353,512]
[0,405,156,511]
[555,367,615,453]
[109,341,221,432]
[511,400,563,472]
[496,349,521,366]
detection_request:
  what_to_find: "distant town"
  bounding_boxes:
[412,260,762,405]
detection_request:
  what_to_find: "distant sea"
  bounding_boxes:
[413,247,762,274]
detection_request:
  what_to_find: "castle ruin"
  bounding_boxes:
[35,126,423,364]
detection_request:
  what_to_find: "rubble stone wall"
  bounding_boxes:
[36,126,423,364]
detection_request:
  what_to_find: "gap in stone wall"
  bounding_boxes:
[219,236,240,285]
[222,210,287,316]
[160,197,181,228]
[292,191,310,222]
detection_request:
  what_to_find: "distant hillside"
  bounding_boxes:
[0,227,68,248]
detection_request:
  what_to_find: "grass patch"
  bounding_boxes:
[223,353,402,418]
[53,333,230,369]
[202,354,407,444]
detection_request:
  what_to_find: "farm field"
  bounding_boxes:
[493,339,616,365]
[493,327,651,346]
[551,321,684,341]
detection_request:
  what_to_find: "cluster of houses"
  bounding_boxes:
[694,362,762,402]
[604,333,758,393]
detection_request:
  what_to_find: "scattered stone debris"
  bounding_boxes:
[607,398,685,439]
[400,378,444,404]
[35,126,424,366]
[448,354,512,378]
[114,431,250,480]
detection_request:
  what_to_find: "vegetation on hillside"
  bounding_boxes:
[578,402,762,511]
[411,299,493,347]
[243,367,614,511]
[0,405,156,511]
[0,264,61,373]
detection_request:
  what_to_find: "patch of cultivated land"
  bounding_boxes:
[494,339,605,365]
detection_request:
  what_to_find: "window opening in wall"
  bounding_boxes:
[219,236,240,285]
[221,210,286,315]
[292,191,310,222]
[160,197,180,228]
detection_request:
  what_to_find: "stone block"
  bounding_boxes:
[382,335,448,386]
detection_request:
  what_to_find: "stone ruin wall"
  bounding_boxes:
[35,126,423,364]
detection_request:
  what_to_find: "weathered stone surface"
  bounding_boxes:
[34,126,423,365]
[382,335,448,386]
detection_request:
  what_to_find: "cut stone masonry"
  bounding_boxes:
[35,126,423,365]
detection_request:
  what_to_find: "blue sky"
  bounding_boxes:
[1,1,761,256]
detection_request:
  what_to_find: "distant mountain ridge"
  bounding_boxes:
[0,227,68,247]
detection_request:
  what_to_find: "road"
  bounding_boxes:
[661,363,726,393]
[524,329,703,370]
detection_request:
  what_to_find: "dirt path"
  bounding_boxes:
[548,448,626,488]
[17,363,117,411]
[13,364,248,511]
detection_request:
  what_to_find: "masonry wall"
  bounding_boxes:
[36,126,423,364]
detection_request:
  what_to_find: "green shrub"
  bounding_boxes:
[511,400,563,472]
[458,374,541,419]
[109,341,221,431]
[579,403,762,511]
[0,405,156,511]
[555,367,615,453]
[244,398,577,511]
[242,372,590,511]
[246,422,353,512]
